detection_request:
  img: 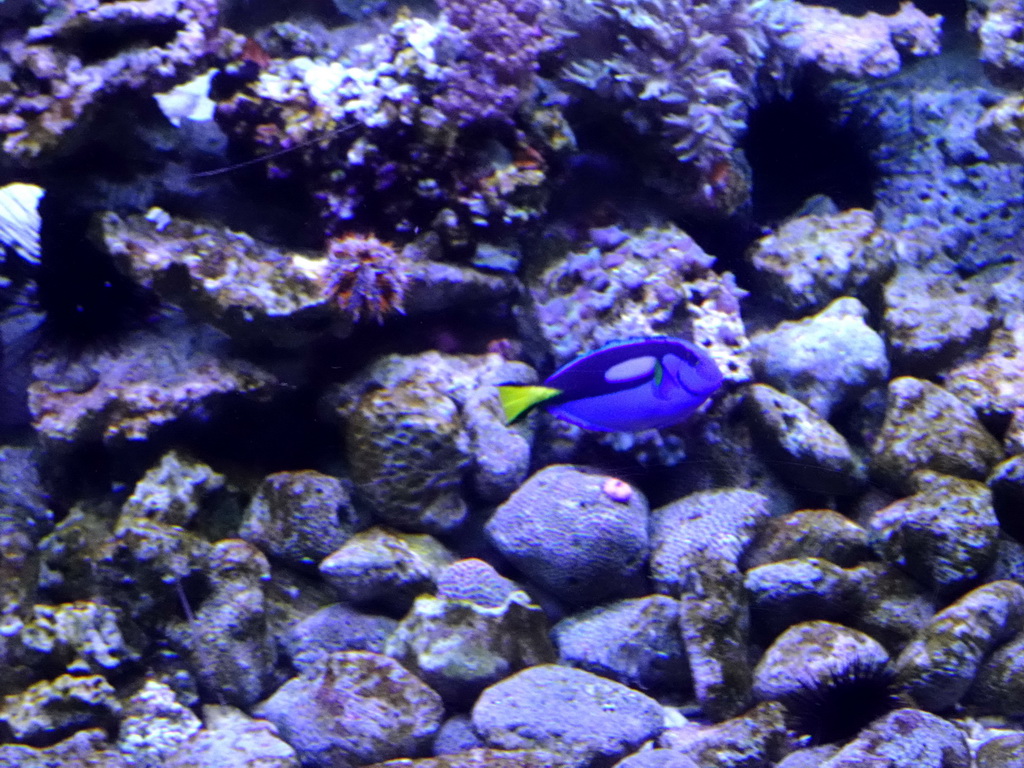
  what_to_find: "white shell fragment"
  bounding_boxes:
[154,69,216,127]
[0,182,44,265]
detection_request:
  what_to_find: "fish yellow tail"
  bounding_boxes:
[497,385,562,424]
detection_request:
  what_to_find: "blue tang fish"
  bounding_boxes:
[498,336,723,432]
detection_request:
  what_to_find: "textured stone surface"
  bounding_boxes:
[882,266,993,373]
[254,651,444,768]
[895,580,1024,711]
[870,378,1002,492]
[385,590,555,706]
[868,472,1000,598]
[744,383,865,494]
[472,665,664,767]
[240,470,365,571]
[751,297,889,419]
[745,208,896,314]
[487,465,650,605]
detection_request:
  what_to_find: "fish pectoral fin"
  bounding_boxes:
[497,385,562,424]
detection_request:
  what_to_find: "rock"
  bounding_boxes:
[751,298,889,419]
[966,630,1024,716]
[472,665,664,768]
[744,509,872,569]
[319,527,455,614]
[744,383,866,495]
[746,558,859,639]
[745,208,896,314]
[894,580,1024,711]
[882,266,994,373]
[651,489,771,719]
[868,472,1000,598]
[385,589,555,706]
[240,471,366,571]
[253,651,444,768]
[486,465,650,605]
[166,705,300,768]
[553,595,688,694]
[333,352,533,532]
[117,681,202,768]
[658,701,791,767]
[0,673,121,743]
[282,603,397,674]
[870,378,1002,492]
[819,708,969,768]
[120,451,226,529]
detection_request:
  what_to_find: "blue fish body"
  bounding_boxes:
[499,337,723,432]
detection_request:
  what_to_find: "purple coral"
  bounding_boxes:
[322,234,409,324]
[435,0,554,124]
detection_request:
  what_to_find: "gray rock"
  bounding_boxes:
[868,472,1000,598]
[976,733,1024,768]
[253,651,443,768]
[820,708,969,768]
[744,509,872,569]
[753,620,890,703]
[744,383,866,495]
[966,630,1024,716]
[895,580,1024,711]
[554,595,688,694]
[751,297,889,419]
[318,527,454,613]
[486,465,650,605]
[745,208,896,314]
[746,558,859,638]
[472,664,664,768]
[385,590,556,706]
[282,603,397,673]
[240,471,366,571]
[166,705,299,767]
[882,266,993,373]
[870,378,1002,493]
[658,701,791,767]
[651,489,771,719]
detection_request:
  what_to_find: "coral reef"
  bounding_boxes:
[6,0,1024,763]
[0,0,237,163]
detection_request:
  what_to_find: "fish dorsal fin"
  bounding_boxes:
[497,385,562,424]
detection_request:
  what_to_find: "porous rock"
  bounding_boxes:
[744,509,872,569]
[486,465,650,605]
[240,470,366,571]
[744,383,866,495]
[282,603,397,674]
[385,589,556,706]
[751,297,889,419]
[818,708,969,768]
[745,208,896,314]
[882,266,994,373]
[553,595,688,694]
[651,489,771,719]
[318,526,454,614]
[894,580,1024,711]
[870,378,1002,493]
[333,352,533,532]
[752,620,890,704]
[472,664,664,768]
[253,651,444,768]
[166,705,299,768]
[745,558,859,639]
[658,701,791,768]
[868,472,1000,598]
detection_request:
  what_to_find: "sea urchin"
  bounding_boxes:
[321,234,409,324]
[777,655,900,746]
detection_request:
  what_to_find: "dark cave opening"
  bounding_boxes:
[743,80,879,226]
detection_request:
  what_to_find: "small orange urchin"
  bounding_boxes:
[321,234,409,324]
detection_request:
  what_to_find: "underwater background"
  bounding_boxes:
[2,0,1024,765]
